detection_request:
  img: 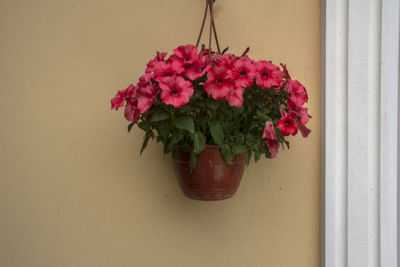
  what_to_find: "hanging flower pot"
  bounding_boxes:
[110,0,311,200]
[172,145,246,200]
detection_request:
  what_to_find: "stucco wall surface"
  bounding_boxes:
[0,0,320,266]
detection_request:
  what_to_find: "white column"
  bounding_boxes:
[322,0,399,266]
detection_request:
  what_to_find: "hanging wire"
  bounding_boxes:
[209,0,221,53]
[195,1,209,47]
[208,0,213,55]
[195,0,221,54]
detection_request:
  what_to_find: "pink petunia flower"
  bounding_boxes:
[124,98,140,123]
[137,83,159,98]
[170,44,199,67]
[255,60,283,89]
[204,65,235,99]
[137,73,153,88]
[262,121,276,140]
[225,86,244,107]
[234,57,256,87]
[214,55,238,79]
[297,121,312,138]
[288,106,311,137]
[137,95,156,114]
[186,54,211,80]
[153,61,184,83]
[111,84,135,110]
[111,91,126,110]
[135,83,160,113]
[146,51,167,73]
[277,116,298,136]
[289,106,309,125]
[159,76,194,108]
[215,54,235,68]
[280,108,288,118]
[267,140,280,158]
[262,121,279,158]
[286,79,308,107]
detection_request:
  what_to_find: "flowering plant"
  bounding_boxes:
[111,44,311,169]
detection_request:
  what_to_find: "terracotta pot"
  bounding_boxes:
[172,145,246,201]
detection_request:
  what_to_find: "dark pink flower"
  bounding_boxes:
[146,51,167,73]
[297,121,311,137]
[171,44,199,65]
[215,55,235,69]
[288,106,311,138]
[135,83,159,113]
[255,60,283,89]
[277,116,298,136]
[234,57,256,87]
[213,55,237,79]
[153,61,184,82]
[111,84,135,110]
[225,86,244,107]
[137,95,156,114]
[124,98,140,123]
[213,53,235,63]
[262,121,279,158]
[204,65,235,99]
[262,121,276,140]
[286,79,308,107]
[125,84,136,98]
[266,140,280,158]
[289,106,309,125]
[137,73,153,88]
[111,90,126,110]
[137,83,159,98]
[186,55,211,80]
[280,108,288,118]
[159,76,194,108]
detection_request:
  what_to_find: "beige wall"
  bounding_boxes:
[0,0,320,266]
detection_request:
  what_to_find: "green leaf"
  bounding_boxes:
[254,97,264,108]
[156,121,170,137]
[266,88,278,96]
[246,150,252,165]
[128,123,134,132]
[208,121,224,145]
[168,130,184,152]
[205,98,219,110]
[245,133,256,147]
[191,131,205,154]
[256,110,269,121]
[138,120,151,132]
[174,115,195,134]
[249,122,260,131]
[233,105,244,114]
[232,145,246,154]
[283,140,290,150]
[140,133,151,155]
[180,142,192,152]
[221,144,232,165]
[151,110,170,122]
[189,150,196,172]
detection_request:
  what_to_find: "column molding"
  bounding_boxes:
[322,0,399,266]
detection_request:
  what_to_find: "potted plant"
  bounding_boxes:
[110,43,311,200]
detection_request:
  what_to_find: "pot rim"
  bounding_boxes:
[175,144,222,150]
[175,144,247,154]
[174,144,247,163]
